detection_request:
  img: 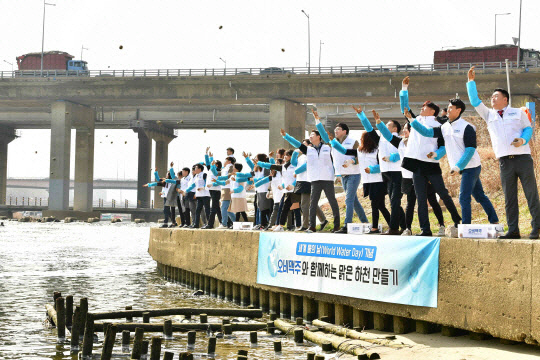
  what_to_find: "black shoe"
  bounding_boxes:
[168,223,177,228]
[201,224,212,229]
[160,224,168,228]
[368,229,380,234]
[182,224,189,228]
[188,224,195,228]
[499,232,521,239]
[529,228,540,239]
[334,227,347,234]
[416,232,433,236]
[319,219,329,231]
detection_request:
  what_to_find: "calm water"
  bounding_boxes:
[0,221,320,359]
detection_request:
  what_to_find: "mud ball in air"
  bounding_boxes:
[281,48,285,52]
[119,45,123,50]
[219,25,223,29]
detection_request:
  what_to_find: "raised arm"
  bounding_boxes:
[466,67,490,121]
[280,128,308,154]
[291,151,299,167]
[373,110,401,148]
[330,138,356,156]
[313,110,330,144]
[352,105,380,144]
[294,162,307,174]
[400,76,410,114]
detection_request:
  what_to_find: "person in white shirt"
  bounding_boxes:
[466,66,539,239]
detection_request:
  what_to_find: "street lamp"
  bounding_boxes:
[318,40,324,69]
[494,12,511,45]
[3,60,13,72]
[517,0,523,67]
[301,10,311,72]
[219,57,226,75]
[81,45,89,61]
[40,0,56,75]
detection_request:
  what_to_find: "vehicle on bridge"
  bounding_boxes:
[434,44,540,69]
[15,51,88,76]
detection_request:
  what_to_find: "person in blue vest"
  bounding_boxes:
[409,98,499,226]
[467,66,540,239]
[280,110,341,233]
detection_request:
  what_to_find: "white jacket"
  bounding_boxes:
[306,144,334,182]
[331,136,360,176]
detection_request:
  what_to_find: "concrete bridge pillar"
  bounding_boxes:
[154,138,172,204]
[136,131,152,208]
[73,108,95,212]
[268,99,306,152]
[0,126,17,205]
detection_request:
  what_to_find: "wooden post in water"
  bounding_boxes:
[187,331,196,348]
[81,313,95,358]
[163,319,173,339]
[179,353,193,360]
[100,324,117,360]
[56,297,66,340]
[223,324,232,335]
[250,331,257,345]
[65,295,73,329]
[121,330,130,347]
[163,351,174,360]
[200,314,208,323]
[131,327,144,359]
[53,291,61,310]
[294,328,304,343]
[143,312,150,323]
[79,298,88,337]
[273,340,282,353]
[125,305,133,322]
[207,336,217,356]
[70,306,81,350]
[141,340,149,357]
[307,353,315,360]
[149,336,161,360]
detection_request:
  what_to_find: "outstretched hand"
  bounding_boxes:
[269,150,275,157]
[242,151,248,158]
[352,105,362,114]
[208,151,213,157]
[205,146,210,153]
[402,76,410,86]
[280,128,286,137]
[312,110,320,121]
[143,184,148,187]
[372,110,381,124]
[468,66,475,81]
[170,161,174,167]
[404,108,413,119]
[427,152,436,159]
[364,167,371,174]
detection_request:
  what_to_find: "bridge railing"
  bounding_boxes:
[1,60,539,79]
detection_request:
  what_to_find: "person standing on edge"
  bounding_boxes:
[188,163,211,229]
[353,105,406,235]
[318,122,368,233]
[280,110,341,233]
[400,76,462,236]
[178,167,192,227]
[466,66,539,239]
[217,156,236,229]
[144,165,177,228]
[410,98,499,226]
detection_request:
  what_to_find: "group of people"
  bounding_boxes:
[146,68,540,239]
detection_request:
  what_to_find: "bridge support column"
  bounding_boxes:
[136,131,152,208]
[154,139,171,204]
[48,101,72,211]
[268,100,305,152]
[0,126,17,205]
[73,109,95,212]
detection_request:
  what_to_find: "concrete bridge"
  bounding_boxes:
[1,66,539,218]
[6,177,137,190]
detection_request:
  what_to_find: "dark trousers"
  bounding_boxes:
[236,212,248,221]
[413,172,461,234]
[404,182,445,230]
[310,180,340,230]
[207,190,222,227]
[260,208,271,227]
[194,196,211,228]
[385,171,406,230]
[500,154,540,233]
[176,197,188,226]
[279,195,301,227]
[370,191,390,229]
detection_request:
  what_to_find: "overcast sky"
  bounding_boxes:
[2,0,538,179]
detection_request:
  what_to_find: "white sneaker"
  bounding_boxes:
[445,226,458,238]
[217,225,227,229]
[437,226,446,236]
[401,229,412,236]
[273,225,284,232]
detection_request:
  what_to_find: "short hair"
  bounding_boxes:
[442,108,448,113]
[276,148,286,157]
[303,138,312,145]
[311,129,321,140]
[226,147,235,154]
[256,153,269,162]
[214,160,222,171]
[423,101,440,117]
[335,122,350,134]
[449,98,466,117]
[194,163,204,171]
[403,122,411,132]
[493,88,510,102]
[285,149,294,157]
[225,156,236,164]
[234,163,243,172]
[390,120,401,134]
[182,167,190,174]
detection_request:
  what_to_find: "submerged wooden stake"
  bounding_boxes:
[122,330,130,346]
[131,327,144,359]
[56,297,66,340]
[70,306,81,350]
[163,319,173,338]
[149,336,161,360]
[100,324,117,360]
[65,295,73,329]
[81,313,95,358]
[163,351,174,360]
[125,305,133,322]
[92,307,263,320]
[187,331,196,347]
[207,336,217,355]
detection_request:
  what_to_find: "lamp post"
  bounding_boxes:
[494,12,511,45]
[40,1,56,76]
[3,60,13,72]
[516,0,523,67]
[219,57,226,75]
[318,40,324,69]
[301,10,311,72]
[81,45,89,61]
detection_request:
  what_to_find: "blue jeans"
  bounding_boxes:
[342,174,368,224]
[460,166,499,224]
[220,200,235,226]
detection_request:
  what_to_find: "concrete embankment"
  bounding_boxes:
[148,228,540,345]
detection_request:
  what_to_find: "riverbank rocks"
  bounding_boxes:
[64,217,77,223]
[42,216,56,223]
[111,218,122,223]
[0,216,8,220]
[134,219,145,224]
[18,216,31,222]
[87,217,100,223]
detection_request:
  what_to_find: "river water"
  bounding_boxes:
[0,221,324,359]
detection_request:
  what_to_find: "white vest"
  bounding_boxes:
[180,174,192,191]
[440,119,481,170]
[378,132,402,172]
[357,149,383,183]
[331,136,360,176]
[207,169,221,191]
[195,172,210,197]
[221,164,232,189]
[187,176,196,193]
[230,178,247,199]
[161,182,173,198]
[306,144,334,182]
[254,169,270,193]
[483,106,531,158]
[296,153,309,182]
[271,172,284,203]
[398,141,413,179]
[405,115,441,163]
[281,164,296,193]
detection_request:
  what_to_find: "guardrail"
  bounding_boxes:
[1,60,539,79]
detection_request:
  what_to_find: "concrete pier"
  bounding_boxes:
[268,99,305,152]
[0,126,17,205]
[136,131,152,208]
[148,228,540,344]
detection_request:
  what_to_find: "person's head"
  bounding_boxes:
[302,138,312,147]
[440,108,448,117]
[256,153,269,163]
[224,156,236,165]
[214,160,222,172]
[402,122,411,139]
[491,88,510,110]
[284,149,294,162]
[182,167,190,177]
[276,148,286,159]
[233,163,243,173]
[309,130,322,145]
[271,158,284,176]
[386,120,401,134]
[177,171,183,179]
[420,101,440,117]
[193,163,204,174]
[447,98,466,121]
[226,147,234,155]
[334,122,349,139]
[166,171,172,179]
[359,131,378,153]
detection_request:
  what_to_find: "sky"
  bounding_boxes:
[2,0,538,180]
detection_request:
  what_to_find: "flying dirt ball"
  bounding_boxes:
[119,45,123,50]
[219,25,223,29]
[281,48,285,52]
